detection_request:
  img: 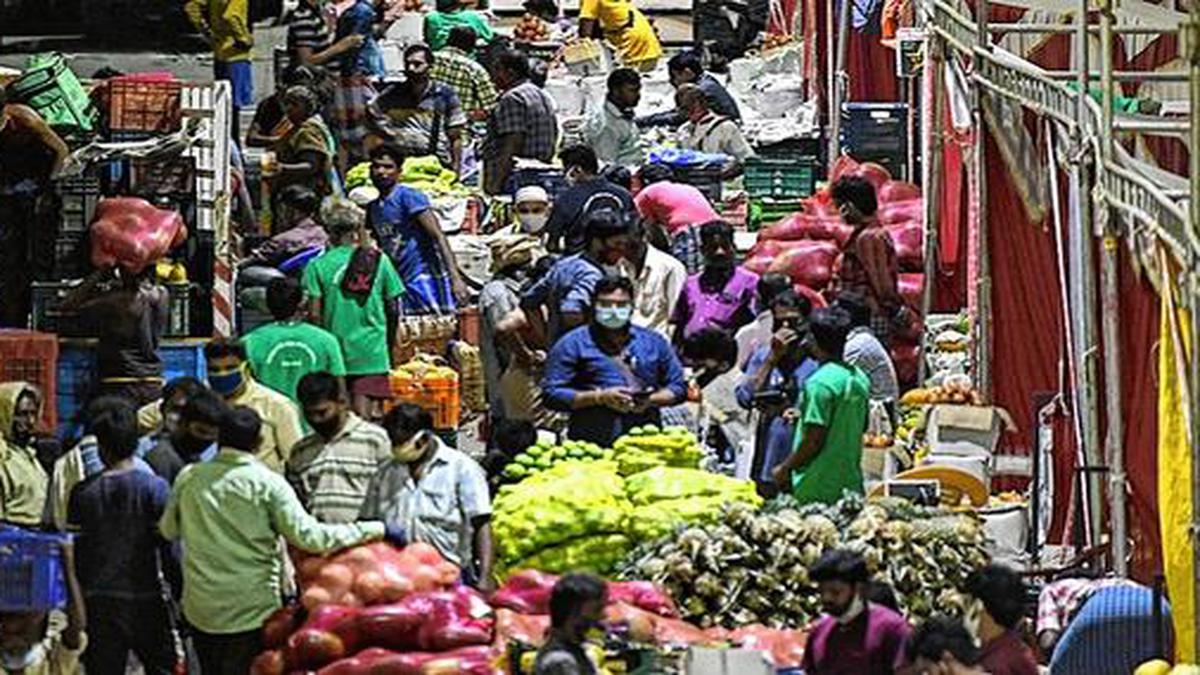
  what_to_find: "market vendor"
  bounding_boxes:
[266,85,336,209]
[633,163,721,274]
[736,289,818,495]
[243,277,346,402]
[770,308,870,504]
[0,88,69,327]
[367,143,469,313]
[675,84,754,175]
[240,185,330,269]
[361,403,495,590]
[480,236,541,420]
[907,616,985,675]
[578,0,663,72]
[0,382,48,527]
[424,0,495,51]
[508,185,552,235]
[481,50,559,195]
[802,549,912,674]
[583,67,645,168]
[63,266,169,407]
[367,44,468,175]
[830,176,903,345]
[671,221,759,344]
[535,574,608,675]
[542,275,687,446]
[638,50,741,128]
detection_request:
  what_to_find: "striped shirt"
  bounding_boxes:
[286,413,392,523]
[287,3,332,61]
[430,46,498,117]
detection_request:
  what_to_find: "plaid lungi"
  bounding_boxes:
[331,75,377,167]
[671,225,704,275]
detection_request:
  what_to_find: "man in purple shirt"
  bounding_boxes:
[907,616,988,674]
[964,564,1038,675]
[671,220,759,346]
[802,549,911,675]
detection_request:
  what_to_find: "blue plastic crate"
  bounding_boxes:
[0,528,70,612]
[160,341,207,384]
[56,345,98,440]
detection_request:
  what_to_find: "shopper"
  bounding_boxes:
[63,266,168,407]
[675,84,754,170]
[837,292,900,406]
[431,27,500,123]
[161,406,399,675]
[578,0,662,71]
[67,401,176,675]
[733,272,793,368]
[204,338,305,473]
[736,290,818,494]
[184,0,254,125]
[830,176,902,344]
[268,85,336,199]
[504,209,631,357]
[482,50,559,195]
[361,404,495,590]
[241,185,330,268]
[0,539,86,675]
[367,143,469,313]
[907,616,986,675]
[638,50,741,128]
[508,185,552,235]
[964,565,1038,675]
[672,221,759,344]
[535,573,607,675]
[287,372,392,524]
[480,236,540,419]
[770,308,870,504]
[544,145,634,255]
[542,276,687,446]
[802,549,911,675]
[243,277,347,403]
[286,0,365,68]
[632,163,720,274]
[331,0,387,171]
[368,44,467,174]
[624,220,687,340]
[303,198,405,418]
[584,68,645,168]
[144,388,225,486]
[0,89,69,327]
[0,382,48,526]
[424,0,495,51]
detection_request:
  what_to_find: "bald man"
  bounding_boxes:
[675,83,753,174]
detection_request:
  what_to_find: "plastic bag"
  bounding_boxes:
[89,197,187,273]
[294,542,459,610]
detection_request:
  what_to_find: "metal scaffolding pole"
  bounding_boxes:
[1096,0,1126,577]
[920,35,945,387]
[974,0,992,397]
[1071,0,1104,551]
[1186,6,1200,661]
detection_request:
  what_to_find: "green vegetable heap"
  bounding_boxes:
[502,438,612,482]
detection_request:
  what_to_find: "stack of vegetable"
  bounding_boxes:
[292,542,460,610]
[618,495,989,629]
[611,425,704,476]
[513,13,551,42]
[492,461,633,576]
[624,467,762,540]
[501,438,612,483]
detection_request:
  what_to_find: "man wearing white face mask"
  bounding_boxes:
[542,275,687,446]
[510,185,552,235]
[802,549,912,675]
[360,404,494,591]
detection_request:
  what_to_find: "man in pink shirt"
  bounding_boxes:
[634,163,720,273]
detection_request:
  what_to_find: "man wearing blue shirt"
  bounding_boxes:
[542,276,688,446]
[735,290,818,495]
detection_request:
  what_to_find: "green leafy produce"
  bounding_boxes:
[504,534,632,576]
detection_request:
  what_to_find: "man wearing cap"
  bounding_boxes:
[480,235,541,419]
[506,185,552,236]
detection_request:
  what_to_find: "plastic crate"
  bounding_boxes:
[744,156,818,199]
[52,233,89,279]
[748,197,806,230]
[674,165,724,204]
[55,344,97,439]
[159,341,208,384]
[55,175,100,233]
[507,167,569,202]
[31,282,95,337]
[391,377,461,430]
[129,156,196,195]
[0,527,70,612]
[839,102,909,178]
[164,284,192,338]
[0,331,59,432]
[108,78,183,135]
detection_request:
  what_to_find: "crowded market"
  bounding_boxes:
[0,0,1197,670]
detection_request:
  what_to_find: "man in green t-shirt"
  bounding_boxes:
[424,0,495,52]
[302,199,405,420]
[771,307,870,505]
[243,276,347,403]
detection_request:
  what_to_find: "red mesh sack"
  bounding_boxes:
[877,180,921,203]
[294,542,459,610]
[89,197,187,273]
[607,581,678,618]
[489,569,558,615]
[886,221,924,272]
[285,605,362,670]
[495,609,550,647]
[766,240,841,291]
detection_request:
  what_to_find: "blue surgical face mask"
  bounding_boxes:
[595,305,633,330]
[209,365,246,397]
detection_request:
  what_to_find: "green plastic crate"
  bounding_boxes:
[744,156,818,200]
[748,198,806,231]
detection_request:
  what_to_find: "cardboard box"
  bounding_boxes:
[926,405,1012,457]
[686,648,773,675]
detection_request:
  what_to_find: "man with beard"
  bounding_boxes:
[583,68,645,168]
[803,549,911,674]
[0,382,49,526]
[368,44,467,174]
[287,372,392,523]
[481,50,558,195]
[671,220,759,346]
[144,388,225,486]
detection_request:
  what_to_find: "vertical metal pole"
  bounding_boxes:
[1186,7,1200,661]
[827,0,840,165]
[1069,0,1103,550]
[830,0,853,165]
[973,0,992,397]
[919,33,945,387]
[1096,0,1126,577]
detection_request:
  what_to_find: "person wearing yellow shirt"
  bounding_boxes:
[185,0,255,127]
[578,0,663,72]
[0,382,48,527]
[204,339,305,472]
